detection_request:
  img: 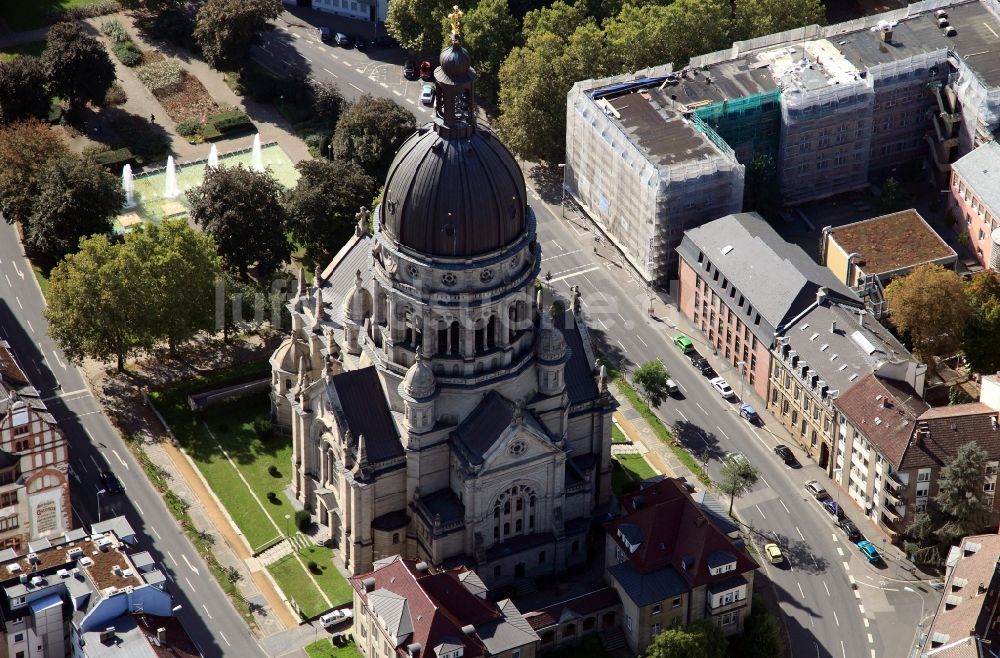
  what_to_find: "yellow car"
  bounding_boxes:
[764,543,783,564]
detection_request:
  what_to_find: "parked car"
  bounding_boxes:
[821,498,845,519]
[773,444,795,465]
[100,470,123,495]
[318,27,332,43]
[837,519,861,541]
[420,82,434,106]
[334,32,352,47]
[739,403,759,424]
[369,35,400,49]
[419,60,434,80]
[354,36,368,50]
[690,356,714,376]
[320,608,354,627]
[673,335,694,354]
[764,543,784,564]
[805,480,830,500]
[711,377,735,399]
[858,539,881,563]
[403,60,417,80]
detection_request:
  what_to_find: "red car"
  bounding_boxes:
[419,60,433,81]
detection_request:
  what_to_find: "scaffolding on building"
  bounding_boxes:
[693,89,783,163]
[855,273,887,319]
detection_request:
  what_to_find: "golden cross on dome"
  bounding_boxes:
[448,5,464,37]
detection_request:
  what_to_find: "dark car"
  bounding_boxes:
[100,470,123,495]
[334,32,352,47]
[403,60,417,80]
[690,356,714,376]
[318,27,332,43]
[822,498,845,519]
[370,35,399,49]
[419,59,434,80]
[354,36,368,50]
[838,519,861,541]
[773,444,796,465]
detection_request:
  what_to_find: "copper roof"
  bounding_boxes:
[833,374,928,468]
[827,210,956,277]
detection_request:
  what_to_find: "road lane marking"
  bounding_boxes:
[185,576,196,592]
[392,89,402,96]
[796,526,805,540]
[220,633,231,647]
[113,449,128,469]
[636,335,647,347]
[90,455,100,470]
[12,262,23,279]
[151,526,161,540]
[54,351,66,369]
[824,581,831,597]
[863,618,870,628]
[867,633,874,644]
[182,554,200,574]
[843,561,851,571]
[350,83,364,92]
[854,589,861,599]
[833,610,839,626]
[696,402,707,415]
[797,582,805,598]
[837,547,844,556]
[716,426,730,441]
[780,500,790,514]
[167,551,177,566]
[677,409,688,422]
[759,476,769,488]
[755,505,766,519]
[617,340,628,354]
[134,503,143,515]
[547,265,599,283]
[26,320,33,333]
[841,641,846,658]
[15,296,21,309]
[380,82,388,88]
[304,56,313,63]
[323,67,336,76]
[3,274,9,287]
[202,604,213,619]
[76,459,88,473]
[342,59,351,67]
[859,604,865,614]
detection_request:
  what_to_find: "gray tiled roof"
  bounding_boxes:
[677,213,857,343]
[319,234,374,329]
[328,367,403,463]
[556,311,600,404]
[477,599,540,654]
[369,588,413,639]
[953,141,1000,218]
[451,391,549,466]
[607,561,688,607]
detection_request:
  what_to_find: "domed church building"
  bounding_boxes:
[269,15,614,583]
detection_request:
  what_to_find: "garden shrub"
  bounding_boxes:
[268,464,280,478]
[307,560,319,573]
[92,147,134,168]
[147,9,196,50]
[108,114,169,159]
[101,18,129,43]
[113,41,143,67]
[103,82,127,106]
[295,509,311,532]
[136,59,183,91]
[176,120,201,137]
[212,115,253,134]
[50,0,122,22]
[252,416,273,439]
[82,144,112,158]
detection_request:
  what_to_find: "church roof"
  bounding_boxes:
[329,367,403,463]
[319,234,373,328]
[451,392,548,466]
[556,311,599,404]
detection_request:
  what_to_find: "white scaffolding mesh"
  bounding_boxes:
[952,59,1000,153]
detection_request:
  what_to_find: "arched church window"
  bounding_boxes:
[516,498,523,512]
[503,501,510,514]
[285,379,291,391]
[503,522,510,536]
[515,519,522,532]
[494,507,500,519]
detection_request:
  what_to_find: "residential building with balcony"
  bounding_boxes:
[950,140,1000,271]
[348,556,538,658]
[834,374,1000,540]
[0,340,71,552]
[603,479,758,655]
[920,533,1000,656]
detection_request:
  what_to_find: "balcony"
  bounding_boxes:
[885,472,905,492]
[883,486,905,507]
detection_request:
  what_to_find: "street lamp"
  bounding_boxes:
[736,361,746,401]
[96,488,107,523]
[327,143,332,161]
[557,163,567,218]
[284,513,291,538]
[833,468,843,516]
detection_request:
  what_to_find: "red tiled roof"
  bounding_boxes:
[605,479,757,587]
[0,345,28,390]
[833,374,928,467]
[901,403,1000,470]
[523,588,621,630]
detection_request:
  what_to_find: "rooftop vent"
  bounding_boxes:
[157,628,167,644]
[56,569,69,579]
[80,556,94,567]
[99,628,117,643]
[7,563,20,574]
[68,547,84,559]
[461,625,476,636]
[362,577,376,592]
[721,245,734,255]
[27,553,39,565]
[29,576,42,587]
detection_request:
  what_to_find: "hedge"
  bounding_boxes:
[92,147,134,169]
[176,120,201,137]
[113,41,143,67]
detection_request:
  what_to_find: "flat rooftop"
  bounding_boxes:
[604,88,722,167]
[827,209,957,275]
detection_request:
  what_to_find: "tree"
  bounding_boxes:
[720,454,758,514]
[331,95,415,181]
[732,596,785,658]
[386,0,452,54]
[522,1,591,41]
[187,164,290,280]
[962,272,1000,375]
[885,264,972,363]
[446,0,519,105]
[128,220,222,355]
[0,56,50,126]
[743,154,781,221]
[26,155,124,266]
[119,0,187,14]
[46,234,154,372]
[284,159,376,264]
[879,176,912,215]
[194,0,282,70]
[633,359,672,408]
[603,4,673,73]
[661,0,731,67]
[312,80,345,124]
[732,0,826,41]
[0,120,69,229]
[645,619,726,658]
[907,442,992,565]
[42,22,116,112]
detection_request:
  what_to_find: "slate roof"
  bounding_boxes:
[901,403,1000,471]
[451,391,549,466]
[319,234,373,328]
[676,213,857,344]
[555,311,600,404]
[328,367,403,463]
[827,210,956,278]
[606,478,758,587]
[833,375,928,468]
[607,561,689,607]
[953,140,1000,219]
[921,534,1000,657]
[522,588,622,630]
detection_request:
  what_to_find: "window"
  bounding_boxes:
[652,604,662,615]
[985,482,996,493]
[13,633,23,642]
[0,492,16,507]
[717,611,738,627]
[651,623,662,637]
[538,550,546,564]
[512,651,521,658]
[392,532,400,544]
[918,469,931,483]
[625,616,633,631]
[672,597,682,608]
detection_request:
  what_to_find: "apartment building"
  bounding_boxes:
[920,533,1000,656]
[676,213,860,402]
[834,374,1000,538]
[951,140,1000,270]
[348,556,538,658]
[0,341,71,552]
[567,0,1000,284]
[603,479,758,654]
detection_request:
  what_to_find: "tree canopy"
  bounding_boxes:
[194,0,282,70]
[0,56,50,126]
[962,272,1000,375]
[386,0,452,54]
[645,619,727,658]
[633,359,672,408]
[731,596,785,658]
[885,264,972,363]
[331,94,415,181]
[447,0,520,106]
[0,120,69,229]
[25,155,124,266]
[284,158,376,265]
[42,22,116,112]
[732,0,825,41]
[720,454,759,514]
[187,164,290,280]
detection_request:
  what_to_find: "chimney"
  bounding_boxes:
[831,320,838,334]
[407,644,422,658]
[817,287,828,306]
[415,562,429,574]
[979,582,988,594]
[157,628,167,644]
[461,625,476,636]
[881,27,893,42]
[363,577,376,592]
[859,310,866,326]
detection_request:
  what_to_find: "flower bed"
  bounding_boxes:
[136,59,183,91]
[156,74,220,125]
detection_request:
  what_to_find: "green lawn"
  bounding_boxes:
[300,543,354,604]
[31,263,49,299]
[269,553,329,618]
[1,0,104,30]
[612,423,629,444]
[611,453,657,495]
[305,640,363,658]
[0,41,45,62]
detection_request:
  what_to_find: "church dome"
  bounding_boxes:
[402,352,437,399]
[379,39,526,259]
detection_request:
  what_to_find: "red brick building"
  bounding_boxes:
[950,140,1000,270]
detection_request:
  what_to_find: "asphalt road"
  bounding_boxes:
[0,220,263,658]
[252,18,940,657]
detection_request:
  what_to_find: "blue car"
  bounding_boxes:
[858,540,881,563]
[739,403,759,424]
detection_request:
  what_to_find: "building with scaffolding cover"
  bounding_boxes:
[565,0,1000,285]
